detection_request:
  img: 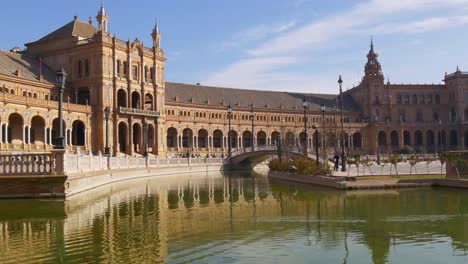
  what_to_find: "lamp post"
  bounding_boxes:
[250,104,255,149]
[439,119,443,153]
[143,122,149,157]
[321,104,326,151]
[104,106,111,155]
[338,75,347,172]
[54,68,67,149]
[227,104,233,157]
[303,98,308,157]
[375,114,381,164]
[277,133,282,162]
[312,124,319,166]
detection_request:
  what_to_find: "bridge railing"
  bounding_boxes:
[230,145,306,157]
[0,153,55,175]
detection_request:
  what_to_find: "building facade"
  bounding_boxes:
[0,4,466,157]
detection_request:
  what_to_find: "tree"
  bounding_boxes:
[361,156,374,176]
[389,153,402,176]
[408,155,419,175]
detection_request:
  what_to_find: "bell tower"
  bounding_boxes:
[151,19,161,48]
[96,2,109,33]
[362,38,385,119]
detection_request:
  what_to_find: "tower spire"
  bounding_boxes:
[96,1,109,33]
[364,37,383,79]
[151,17,161,48]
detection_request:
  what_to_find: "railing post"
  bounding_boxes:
[52,149,66,175]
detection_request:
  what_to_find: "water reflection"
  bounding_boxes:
[0,171,467,263]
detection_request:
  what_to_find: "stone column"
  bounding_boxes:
[27,126,31,144]
[22,125,26,144]
[49,128,52,145]
[5,124,8,144]
[64,128,68,146]
[84,129,88,147]
[0,123,3,144]
[44,127,47,145]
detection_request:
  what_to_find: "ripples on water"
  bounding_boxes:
[0,171,467,263]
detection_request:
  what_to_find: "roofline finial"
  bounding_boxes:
[370,35,374,50]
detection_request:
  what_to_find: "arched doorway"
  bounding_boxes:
[271,131,280,145]
[228,130,238,148]
[131,91,140,109]
[198,129,208,148]
[257,131,267,146]
[52,118,66,146]
[213,129,223,148]
[132,123,141,153]
[285,131,295,146]
[144,93,153,110]
[403,130,411,146]
[242,130,253,147]
[327,133,336,148]
[449,130,458,148]
[352,132,362,149]
[8,113,24,144]
[147,124,155,152]
[166,127,178,148]
[182,128,193,148]
[426,130,435,152]
[415,130,423,147]
[390,131,398,149]
[378,131,387,154]
[118,122,128,153]
[72,120,86,146]
[117,89,127,107]
[30,116,45,145]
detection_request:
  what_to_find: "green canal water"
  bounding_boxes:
[0,170,467,264]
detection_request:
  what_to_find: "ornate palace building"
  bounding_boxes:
[0,4,466,157]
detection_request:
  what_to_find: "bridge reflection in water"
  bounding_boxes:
[0,171,467,263]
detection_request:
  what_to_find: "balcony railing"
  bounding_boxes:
[119,107,160,117]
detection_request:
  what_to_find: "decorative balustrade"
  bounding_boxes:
[119,107,160,117]
[1,93,91,113]
[64,152,223,175]
[0,153,54,175]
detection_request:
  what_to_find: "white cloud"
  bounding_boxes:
[370,16,468,34]
[220,20,297,50]
[205,0,468,93]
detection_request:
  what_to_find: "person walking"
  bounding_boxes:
[333,154,340,171]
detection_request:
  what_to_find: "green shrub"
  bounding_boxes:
[268,158,330,176]
[400,145,415,154]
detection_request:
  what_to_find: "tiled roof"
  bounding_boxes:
[0,50,55,84]
[165,82,361,112]
[38,19,97,42]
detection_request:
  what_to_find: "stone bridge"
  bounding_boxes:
[224,145,317,169]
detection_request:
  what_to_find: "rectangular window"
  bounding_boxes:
[132,66,138,81]
[398,109,406,122]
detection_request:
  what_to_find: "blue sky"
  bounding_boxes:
[2,0,468,93]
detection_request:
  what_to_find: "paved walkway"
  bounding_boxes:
[333,161,446,177]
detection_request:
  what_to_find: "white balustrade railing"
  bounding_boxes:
[63,153,224,175]
[0,153,54,175]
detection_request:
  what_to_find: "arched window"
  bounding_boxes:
[132,65,138,81]
[150,67,155,81]
[77,60,82,79]
[435,94,440,104]
[144,66,148,82]
[450,108,457,122]
[85,59,90,78]
[433,111,439,121]
[123,61,128,77]
[116,60,121,77]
